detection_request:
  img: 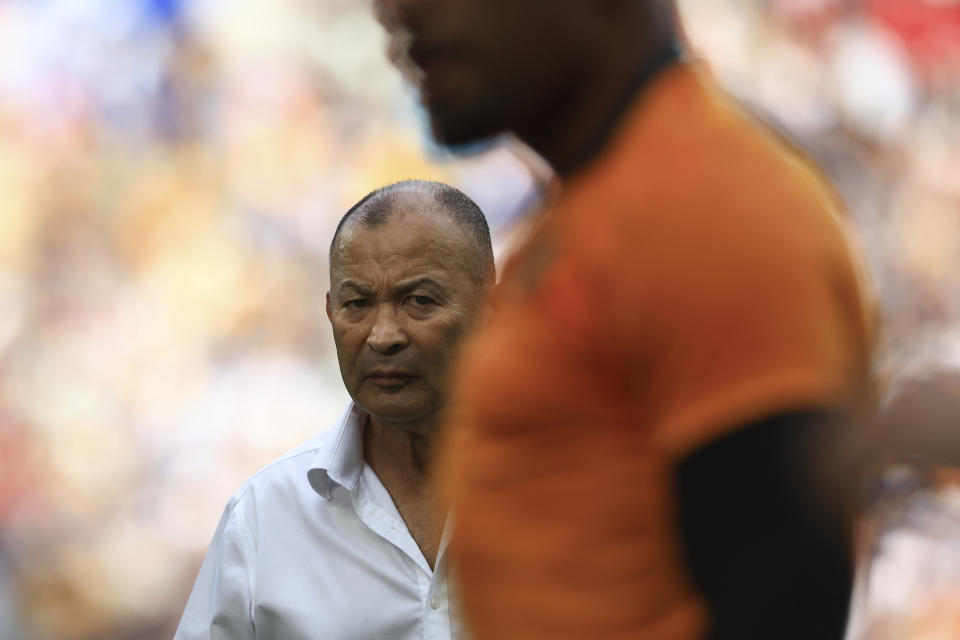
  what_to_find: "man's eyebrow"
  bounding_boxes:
[395,277,445,296]
[338,280,375,296]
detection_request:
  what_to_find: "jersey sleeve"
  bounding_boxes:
[625,174,873,458]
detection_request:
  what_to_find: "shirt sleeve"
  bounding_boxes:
[174,495,257,640]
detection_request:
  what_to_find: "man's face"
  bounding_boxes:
[326,195,485,431]
[375,0,597,147]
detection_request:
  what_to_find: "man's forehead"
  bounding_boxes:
[330,249,463,294]
[333,212,470,275]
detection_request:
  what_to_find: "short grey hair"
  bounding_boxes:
[330,180,496,291]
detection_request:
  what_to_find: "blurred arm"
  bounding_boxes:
[675,409,853,640]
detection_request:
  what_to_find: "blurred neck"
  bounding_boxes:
[518,21,679,178]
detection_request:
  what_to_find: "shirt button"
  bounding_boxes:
[429,597,441,610]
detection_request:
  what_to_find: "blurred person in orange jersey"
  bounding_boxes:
[175,180,494,639]
[375,1,875,639]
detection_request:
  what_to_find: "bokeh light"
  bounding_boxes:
[0,1,957,638]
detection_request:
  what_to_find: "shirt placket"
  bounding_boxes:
[352,466,454,638]
[422,555,452,639]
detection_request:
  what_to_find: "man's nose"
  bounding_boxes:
[367,305,409,355]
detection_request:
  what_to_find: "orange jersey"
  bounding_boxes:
[441,63,874,639]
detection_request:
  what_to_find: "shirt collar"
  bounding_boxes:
[306,402,368,499]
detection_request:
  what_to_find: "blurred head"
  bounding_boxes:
[375,0,674,149]
[327,180,493,431]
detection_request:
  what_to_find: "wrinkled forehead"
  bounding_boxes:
[331,201,473,281]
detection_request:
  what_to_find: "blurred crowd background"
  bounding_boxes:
[0,0,957,638]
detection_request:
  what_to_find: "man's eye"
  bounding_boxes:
[412,295,434,306]
[345,299,368,309]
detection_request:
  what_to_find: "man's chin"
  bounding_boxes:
[427,105,507,154]
[433,128,504,156]
[371,411,435,432]
[357,399,432,428]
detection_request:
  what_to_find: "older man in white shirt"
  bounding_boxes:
[175,180,495,640]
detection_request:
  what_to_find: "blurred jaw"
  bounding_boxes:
[375,0,594,149]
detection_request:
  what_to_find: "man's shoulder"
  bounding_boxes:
[227,428,335,509]
[560,74,851,271]
[575,64,841,224]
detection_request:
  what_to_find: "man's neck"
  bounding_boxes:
[363,415,445,569]
[364,415,434,486]
[517,28,678,178]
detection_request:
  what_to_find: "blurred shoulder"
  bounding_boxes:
[556,63,853,270]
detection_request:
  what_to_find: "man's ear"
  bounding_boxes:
[325,292,333,321]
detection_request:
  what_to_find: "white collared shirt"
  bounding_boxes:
[175,403,465,640]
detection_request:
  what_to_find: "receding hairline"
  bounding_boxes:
[329,179,496,290]
[332,181,456,251]
[341,184,448,233]
[335,195,470,252]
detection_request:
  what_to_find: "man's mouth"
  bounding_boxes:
[367,370,416,386]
